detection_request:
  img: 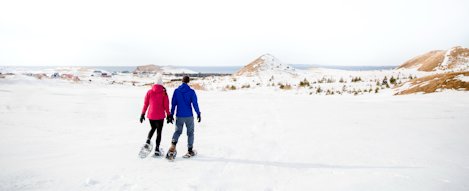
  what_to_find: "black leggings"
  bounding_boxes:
[146,119,164,149]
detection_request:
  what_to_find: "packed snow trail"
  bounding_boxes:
[1,78,469,190]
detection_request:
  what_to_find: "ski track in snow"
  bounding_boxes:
[1,79,469,190]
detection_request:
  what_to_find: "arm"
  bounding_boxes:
[163,88,170,117]
[191,90,201,116]
[141,91,150,115]
[170,89,177,116]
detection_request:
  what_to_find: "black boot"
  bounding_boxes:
[143,139,151,149]
[187,147,196,156]
[154,148,161,156]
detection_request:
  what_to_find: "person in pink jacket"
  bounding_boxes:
[140,76,170,156]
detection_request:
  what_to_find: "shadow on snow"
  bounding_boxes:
[190,156,421,170]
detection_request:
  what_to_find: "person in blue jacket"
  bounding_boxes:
[167,76,201,157]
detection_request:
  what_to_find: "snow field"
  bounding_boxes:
[1,78,469,190]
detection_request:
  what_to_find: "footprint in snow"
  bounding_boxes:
[84,178,99,187]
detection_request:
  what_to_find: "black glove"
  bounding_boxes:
[167,115,174,124]
[140,114,145,123]
[197,114,201,123]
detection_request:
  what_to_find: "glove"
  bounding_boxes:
[197,114,201,123]
[167,115,174,124]
[140,114,145,123]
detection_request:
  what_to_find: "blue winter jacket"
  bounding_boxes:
[171,83,201,117]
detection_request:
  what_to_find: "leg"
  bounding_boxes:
[147,120,157,144]
[185,117,195,150]
[154,120,164,150]
[171,117,184,146]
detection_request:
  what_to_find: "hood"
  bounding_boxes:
[155,74,163,85]
[152,84,165,93]
[177,83,191,93]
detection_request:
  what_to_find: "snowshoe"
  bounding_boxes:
[166,145,177,161]
[166,150,177,161]
[152,148,165,158]
[138,143,153,158]
[183,150,197,158]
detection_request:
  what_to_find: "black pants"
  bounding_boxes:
[146,119,164,149]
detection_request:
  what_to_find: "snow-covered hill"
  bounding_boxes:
[438,46,469,72]
[395,46,469,94]
[397,46,469,72]
[234,54,298,77]
[395,71,469,95]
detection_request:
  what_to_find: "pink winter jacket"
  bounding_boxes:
[141,84,170,120]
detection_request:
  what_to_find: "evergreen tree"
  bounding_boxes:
[390,76,396,84]
[382,76,388,86]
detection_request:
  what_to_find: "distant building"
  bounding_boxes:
[101,73,111,77]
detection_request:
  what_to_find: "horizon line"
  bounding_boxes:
[1,64,399,68]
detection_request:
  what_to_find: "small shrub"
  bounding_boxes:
[299,78,310,87]
[316,86,322,94]
[279,83,292,90]
[351,77,362,82]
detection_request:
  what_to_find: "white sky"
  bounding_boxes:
[1,0,469,67]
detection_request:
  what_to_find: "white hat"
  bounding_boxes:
[155,74,163,85]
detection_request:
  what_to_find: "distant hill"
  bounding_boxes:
[234,54,297,77]
[134,64,196,74]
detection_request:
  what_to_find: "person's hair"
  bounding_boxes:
[182,76,190,83]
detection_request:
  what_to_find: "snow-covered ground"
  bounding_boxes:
[1,77,469,190]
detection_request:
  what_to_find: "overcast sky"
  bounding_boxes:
[1,0,468,67]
